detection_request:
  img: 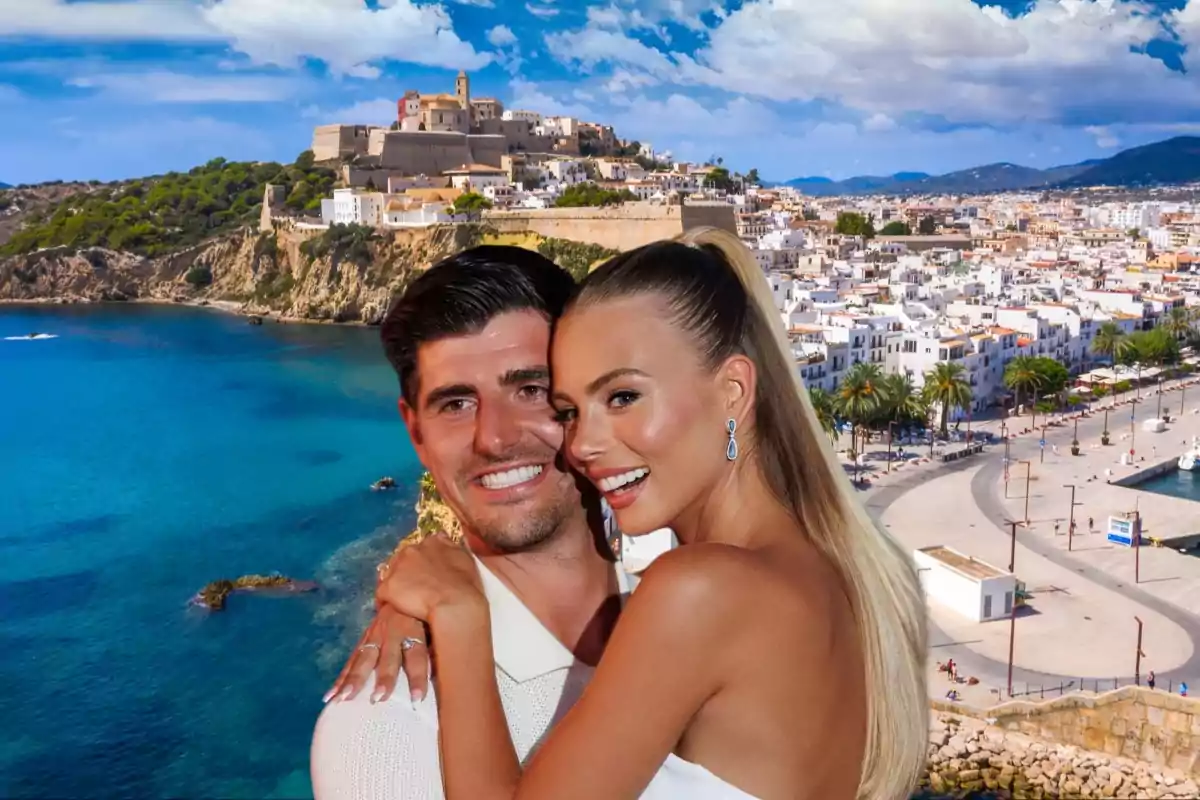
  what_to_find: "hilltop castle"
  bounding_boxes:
[311,71,617,177]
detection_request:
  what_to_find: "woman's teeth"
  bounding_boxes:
[598,468,649,493]
[480,465,543,490]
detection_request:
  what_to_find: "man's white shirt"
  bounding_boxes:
[310,557,636,800]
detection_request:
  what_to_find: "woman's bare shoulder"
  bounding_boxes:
[635,542,840,633]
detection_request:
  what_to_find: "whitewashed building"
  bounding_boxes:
[914,545,1017,623]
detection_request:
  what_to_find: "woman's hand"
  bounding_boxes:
[376,533,488,635]
[324,604,432,705]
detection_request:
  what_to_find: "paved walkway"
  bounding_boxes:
[857,377,1200,704]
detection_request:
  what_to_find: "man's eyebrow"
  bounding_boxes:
[500,367,550,386]
[587,368,649,394]
[423,383,476,409]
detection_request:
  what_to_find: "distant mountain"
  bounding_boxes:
[779,137,1200,196]
[1057,137,1200,187]
[0,182,9,190]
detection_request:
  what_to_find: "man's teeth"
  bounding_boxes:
[480,465,544,490]
[598,468,649,493]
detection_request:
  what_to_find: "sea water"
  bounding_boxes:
[0,304,423,799]
[1135,465,1200,503]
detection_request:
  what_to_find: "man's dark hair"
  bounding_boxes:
[381,245,576,406]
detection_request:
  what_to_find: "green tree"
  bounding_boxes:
[452,192,493,220]
[1003,355,1045,418]
[879,221,911,236]
[807,387,839,443]
[185,266,213,288]
[703,167,735,193]
[835,362,889,456]
[294,150,316,171]
[2,155,336,258]
[835,212,875,238]
[918,215,937,235]
[879,373,927,427]
[1090,321,1126,364]
[745,168,760,186]
[1161,307,1193,340]
[554,182,636,208]
[922,362,972,436]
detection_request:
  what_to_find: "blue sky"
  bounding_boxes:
[4,0,1200,185]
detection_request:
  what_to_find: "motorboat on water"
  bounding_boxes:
[1179,437,1200,471]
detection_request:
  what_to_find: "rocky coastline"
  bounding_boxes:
[917,711,1199,799]
[0,224,477,325]
[190,573,318,611]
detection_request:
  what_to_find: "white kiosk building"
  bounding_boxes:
[914,545,1018,623]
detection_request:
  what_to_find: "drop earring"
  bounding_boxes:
[726,418,738,462]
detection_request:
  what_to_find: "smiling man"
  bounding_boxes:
[310,246,633,800]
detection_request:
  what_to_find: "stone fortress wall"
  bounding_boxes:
[482,203,739,252]
[934,686,1200,776]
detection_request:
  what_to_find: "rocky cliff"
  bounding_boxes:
[0,223,486,324]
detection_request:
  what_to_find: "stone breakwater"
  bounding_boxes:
[919,712,1200,799]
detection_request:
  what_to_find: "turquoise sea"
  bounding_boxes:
[1136,465,1200,503]
[0,304,423,799]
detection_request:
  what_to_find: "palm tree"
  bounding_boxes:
[922,362,972,436]
[1091,322,1125,365]
[1162,308,1193,341]
[881,373,927,426]
[1004,355,1045,422]
[807,387,839,444]
[835,362,889,456]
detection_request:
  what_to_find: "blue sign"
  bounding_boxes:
[1107,515,1142,548]
[1040,438,1046,447]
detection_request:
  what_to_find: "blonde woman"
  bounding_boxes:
[373,228,928,799]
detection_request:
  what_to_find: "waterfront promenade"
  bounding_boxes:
[857,373,1200,707]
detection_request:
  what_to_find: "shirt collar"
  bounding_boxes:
[475,555,633,684]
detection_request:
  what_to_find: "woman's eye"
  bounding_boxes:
[609,390,640,408]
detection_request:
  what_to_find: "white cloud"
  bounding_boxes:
[526,3,560,18]
[486,24,518,47]
[306,97,398,125]
[0,0,489,77]
[545,0,1200,129]
[202,0,490,75]
[546,26,676,79]
[448,0,495,6]
[1085,125,1120,149]
[66,70,299,103]
[862,113,897,133]
[0,0,216,40]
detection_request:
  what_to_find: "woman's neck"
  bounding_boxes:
[671,453,797,549]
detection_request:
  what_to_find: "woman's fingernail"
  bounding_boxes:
[323,688,336,703]
[371,688,385,703]
[339,685,354,701]
[411,688,424,705]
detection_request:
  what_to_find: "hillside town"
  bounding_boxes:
[297,72,1200,421]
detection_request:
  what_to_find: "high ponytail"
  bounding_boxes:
[576,227,928,800]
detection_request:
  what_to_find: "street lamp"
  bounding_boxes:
[1135,616,1145,687]
[1063,483,1081,552]
[1005,520,1024,698]
[886,420,897,474]
[1157,376,1165,422]
[1020,460,1033,525]
[1130,396,1138,458]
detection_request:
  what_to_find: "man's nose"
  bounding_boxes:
[473,400,523,456]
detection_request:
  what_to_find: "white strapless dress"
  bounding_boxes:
[638,754,760,799]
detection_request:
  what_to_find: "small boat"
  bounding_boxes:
[371,476,397,491]
[1179,438,1200,471]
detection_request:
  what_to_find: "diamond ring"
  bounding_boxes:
[401,637,425,651]
[358,643,381,653]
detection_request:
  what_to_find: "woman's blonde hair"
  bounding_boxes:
[573,226,928,800]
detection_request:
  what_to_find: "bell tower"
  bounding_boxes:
[455,70,470,110]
